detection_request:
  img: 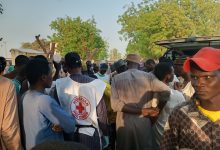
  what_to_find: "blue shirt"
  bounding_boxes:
[12,79,21,94]
[21,90,75,150]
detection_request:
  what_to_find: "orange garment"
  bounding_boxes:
[0,76,22,150]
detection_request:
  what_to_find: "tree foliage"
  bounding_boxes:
[21,39,50,51]
[118,0,220,58]
[49,16,108,61]
[108,48,122,61]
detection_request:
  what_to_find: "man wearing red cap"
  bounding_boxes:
[161,47,220,149]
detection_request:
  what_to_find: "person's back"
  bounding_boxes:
[0,56,22,150]
[113,69,147,101]
[112,69,166,109]
[111,54,170,150]
[31,140,89,150]
[153,89,185,149]
[111,69,153,150]
[20,58,75,150]
[22,90,65,149]
[0,77,22,150]
[152,62,185,149]
[54,52,108,150]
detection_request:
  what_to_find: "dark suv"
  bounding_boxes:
[155,36,220,60]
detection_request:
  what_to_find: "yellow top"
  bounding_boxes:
[104,82,111,98]
[103,81,117,123]
[198,105,220,122]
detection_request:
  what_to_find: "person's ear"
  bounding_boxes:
[41,75,48,82]
[164,74,171,83]
[14,65,18,70]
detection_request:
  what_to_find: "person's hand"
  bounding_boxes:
[53,61,62,72]
[35,34,40,39]
[52,124,63,132]
[149,107,160,124]
[174,82,184,91]
[141,107,159,117]
[148,107,160,117]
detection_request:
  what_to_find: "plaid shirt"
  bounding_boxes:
[160,100,220,150]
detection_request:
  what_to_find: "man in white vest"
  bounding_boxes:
[54,52,108,150]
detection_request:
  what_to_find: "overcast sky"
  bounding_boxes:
[0,0,142,58]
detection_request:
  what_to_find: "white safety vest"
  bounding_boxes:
[56,76,106,136]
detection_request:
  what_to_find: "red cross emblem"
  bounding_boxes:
[70,96,91,120]
[76,102,86,113]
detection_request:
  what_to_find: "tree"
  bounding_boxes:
[118,0,220,58]
[108,48,122,61]
[49,16,108,61]
[21,39,50,51]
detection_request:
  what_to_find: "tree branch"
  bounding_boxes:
[35,34,48,57]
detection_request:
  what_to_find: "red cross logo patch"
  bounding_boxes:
[70,96,91,120]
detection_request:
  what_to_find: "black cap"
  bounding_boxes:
[65,52,82,68]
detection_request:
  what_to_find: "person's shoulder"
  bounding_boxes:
[84,74,95,80]
[80,74,95,82]
[112,71,131,82]
[88,74,98,79]
[56,76,70,82]
[113,69,148,81]
[113,71,127,78]
[0,76,14,89]
[37,93,55,106]
[136,69,147,74]
[32,140,89,150]
[129,69,147,76]
[171,100,194,116]
[135,71,155,81]
[171,89,185,101]
[146,71,157,79]
[133,70,154,82]
[37,94,61,112]
[94,73,99,77]
[41,93,54,100]
[0,76,13,83]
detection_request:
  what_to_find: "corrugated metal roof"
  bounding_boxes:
[10,48,46,54]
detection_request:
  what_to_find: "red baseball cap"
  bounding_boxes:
[183,47,220,72]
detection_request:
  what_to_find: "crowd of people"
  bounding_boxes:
[0,46,220,150]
